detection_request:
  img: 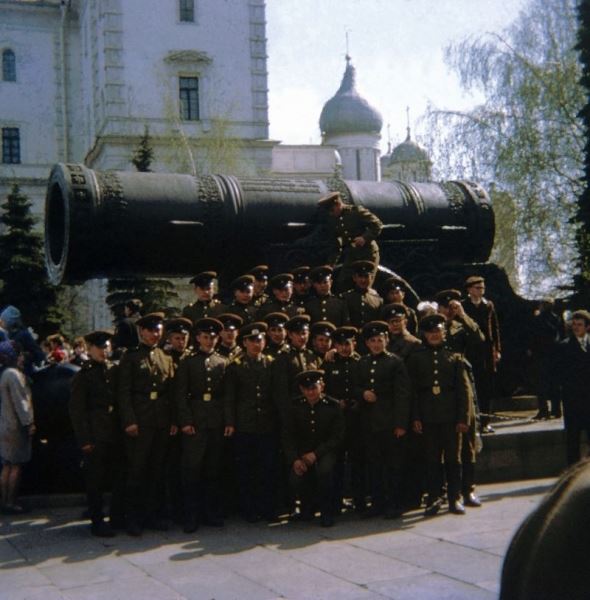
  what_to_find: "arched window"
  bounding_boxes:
[2,49,16,82]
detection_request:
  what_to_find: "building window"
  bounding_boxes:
[179,76,199,121]
[2,49,16,82]
[2,128,20,164]
[179,0,194,22]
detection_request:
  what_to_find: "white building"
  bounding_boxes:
[0,0,404,331]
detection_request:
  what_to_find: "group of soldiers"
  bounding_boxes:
[69,191,502,537]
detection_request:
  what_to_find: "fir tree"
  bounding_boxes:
[0,183,62,335]
[131,126,155,172]
[107,127,179,317]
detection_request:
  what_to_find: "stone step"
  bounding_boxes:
[477,417,587,483]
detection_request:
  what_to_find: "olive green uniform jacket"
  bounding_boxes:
[175,350,229,430]
[406,345,472,425]
[118,344,175,430]
[225,354,277,434]
[70,359,119,447]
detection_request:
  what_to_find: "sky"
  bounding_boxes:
[266,0,530,153]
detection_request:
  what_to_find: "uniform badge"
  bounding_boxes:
[203,393,212,402]
[432,386,441,396]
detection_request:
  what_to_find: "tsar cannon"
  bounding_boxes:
[45,163,494,285]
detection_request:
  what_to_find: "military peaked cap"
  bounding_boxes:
[382,277,406,292]
[434,289,462,307]
[270,273,294,289]
[230,275,255,292]
[291,266,311,283]
[361,321,389,339]
[194,317,223,335]
[310,265,334,282]
[239,321,268,342]
[285,314,311,332]
[217,313,244,330]
[295,369,325,388]
[310,321,336,338]
[248,265,269,280]
[165,317,192,335]
[352,260,376,275]
[263,312,289,328]
[381,303,409,320]
[333,326,358,344]
[136,312,166,330]
[465,275,485,288]
[190,271,217,287]
[419,313,446,332]
[84,330,113,348]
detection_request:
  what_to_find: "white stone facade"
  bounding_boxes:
[0,0,273,331]
[321,132,381,182]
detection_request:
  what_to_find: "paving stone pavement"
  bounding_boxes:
[0,478,555,600]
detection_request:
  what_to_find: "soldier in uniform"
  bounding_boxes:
[69,331,124,537]
[304,265,350,327]
[407,314,472,517]
[216,313,244,361]
[292,266,312,307]
[282,370,345,527]
[182,271,227,325]
[436,289,485,508]
[163,318,192,366]
[356,321,411,518]
[162,317,192,523]
[381,277,418,335]
[462,275,501,433]
[310,321,336,361]
[118,313,176,536]
[318,191,383,292]
[225,322,279,522]
[176,318,233,532]
[227,275,257,325]
[257,273,304,319]
[262,312,290,358]
[382,303,422,360]
[341,261,383,350]
[272,315,322,420]
[322,326,364,512]
[248,265,270,308]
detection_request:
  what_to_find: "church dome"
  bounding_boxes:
[389,129,430,165]
[319,56,383,136]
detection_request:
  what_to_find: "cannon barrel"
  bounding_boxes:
[45,163,494,284]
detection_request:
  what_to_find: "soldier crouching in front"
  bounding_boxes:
[282,370,345,527]
[118,313,176,536]
[69,330,125,537]
[407,314,472,517]
[176,318,233,533]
